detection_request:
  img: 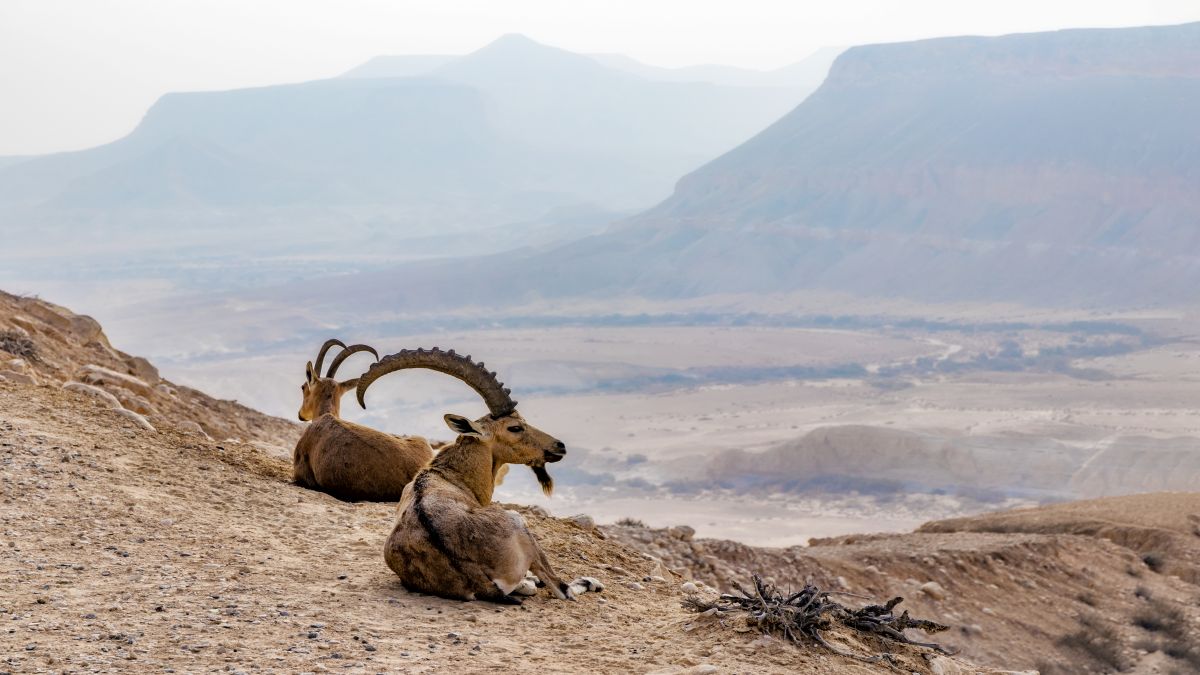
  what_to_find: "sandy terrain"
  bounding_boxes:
[0,381,991,674]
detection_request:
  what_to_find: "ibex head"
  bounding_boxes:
[356,347,563,494]
[443,412,565,494]
[299,339,379,422]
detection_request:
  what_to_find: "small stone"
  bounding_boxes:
[568,514,595,530]
[364,644,376,652]
[680,582,698,594]
[625,582,644,591]
[919,581,947,601]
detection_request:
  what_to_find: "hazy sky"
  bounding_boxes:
[2,0,1197,155]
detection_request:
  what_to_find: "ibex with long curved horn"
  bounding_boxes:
[358,348,601,603]
[293,339,435,502]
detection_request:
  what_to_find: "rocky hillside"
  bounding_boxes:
[0,290,298,450]
[1,377,998,674]
[311,21,1200,312]
[603,493,1200,673]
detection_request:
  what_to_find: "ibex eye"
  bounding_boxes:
[507,425,525,433]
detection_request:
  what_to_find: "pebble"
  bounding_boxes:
[568,514,595,530]
[919,581,947,601]
[680,582,698,594]
[625,582,644,591]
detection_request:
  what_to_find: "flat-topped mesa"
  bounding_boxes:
[293,339,435,502]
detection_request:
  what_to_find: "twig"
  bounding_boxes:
[684,574,956,662]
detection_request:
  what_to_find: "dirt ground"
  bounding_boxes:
[0,381,991,674]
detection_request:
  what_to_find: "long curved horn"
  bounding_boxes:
[313,339,347,377]
[356,347,516,417]
[326,344,379,379]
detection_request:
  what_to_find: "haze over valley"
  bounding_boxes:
[4,19,1200,547]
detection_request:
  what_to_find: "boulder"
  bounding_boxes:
[668,525,696,542]
[62,381,122,409]
[0,368,37,385]
[113,408,155,432]
[178,420,212,439]
[920,581,948,601]
[114,391,157,416]
[125,356,160,384]
[77,364,154,398]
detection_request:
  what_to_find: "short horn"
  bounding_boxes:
[326,343,379,378]
[356,348,517,417]
[313,339,347,378]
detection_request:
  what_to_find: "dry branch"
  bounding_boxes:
[684,574,954,662]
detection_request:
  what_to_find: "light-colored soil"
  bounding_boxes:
[606,496,1200,674]
[0,381,990,674]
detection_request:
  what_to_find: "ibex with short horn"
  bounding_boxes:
[358,348,601,603]
[294,339,434,502]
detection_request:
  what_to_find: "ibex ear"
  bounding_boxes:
[444,413,484,438]
[305,361,316,382]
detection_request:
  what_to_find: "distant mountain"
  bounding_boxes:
[0,34,822,240]
[301,22,1200,311]
[340,54,456,79]
[588,47,843,88]
[340,37,842,90]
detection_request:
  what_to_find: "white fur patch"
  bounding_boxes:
[568,576,604,595]
[512,578,538,596]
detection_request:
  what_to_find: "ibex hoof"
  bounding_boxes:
[569,576,604,595]
[512,578,538,596]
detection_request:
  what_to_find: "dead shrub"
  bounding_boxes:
[1057,613,1126,671]
[1142,551,1167,573]
[0,329,36,360]
[1133,597,1187,639]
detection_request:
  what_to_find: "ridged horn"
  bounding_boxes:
[313,339,347,378]
[356,348,517,417]
[326,343,379,378]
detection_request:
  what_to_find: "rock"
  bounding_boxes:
[4,358,29,373]
[113,409,156,432]
[62,382,122,409]
[178,421,212,439]
[125,356,160,384]
[928,656,970,675]
[568,514,595,531]
[919,581,947,601]
[114,391,157,416]
[0,369,36,385]
[687,666,718,675]
[836,576,850,590]
[680,582,698,594]
[668,525,696,542]
[77,365,154,398]
[8,317,36,335]
[625,582,644,591]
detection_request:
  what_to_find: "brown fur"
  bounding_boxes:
[294,362,433,502]
[384,412,577,603]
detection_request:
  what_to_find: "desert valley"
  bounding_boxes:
[3,9,1200,674]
